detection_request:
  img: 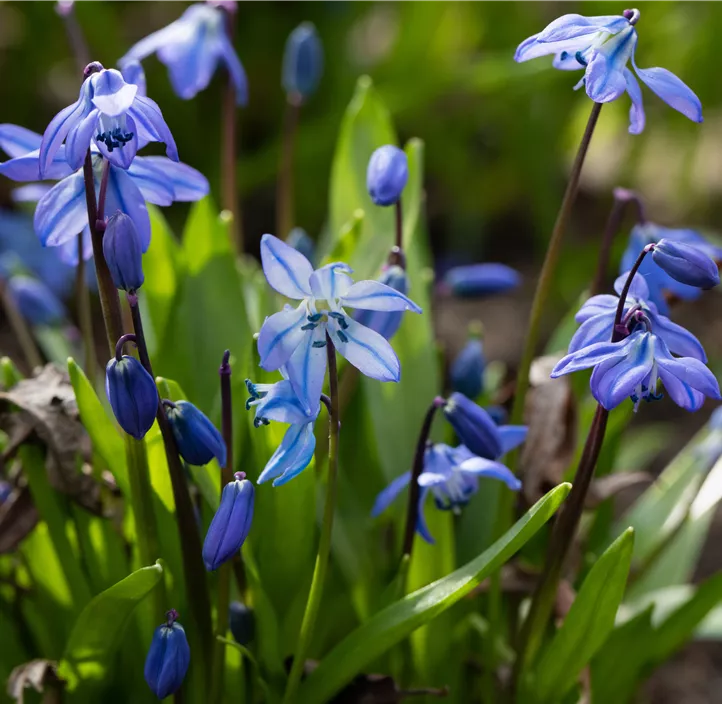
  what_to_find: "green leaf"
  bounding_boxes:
[68,358,129,497]
[58,562,164,692]
[296,483,571,704]
[0,356,22,388]
[530,528,634,703]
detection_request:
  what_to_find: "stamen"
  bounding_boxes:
[253,416,270,428]
[301,323,317,331]
[307,313,323,323]
[337,330,349,344]
[575,51,588,67]
[312,340,327,348]
[96,127,135,152]
[328,311,349,329]
[244,378,261,399]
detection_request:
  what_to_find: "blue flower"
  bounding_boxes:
[203,471,254,571]
[7,274,65,326]
[282,22,323,101]
[571,272,707,361]
[165,400,227,467]
[245,375,319,486]
[652,239,720,290]
[119,4,248,105]
[442,392,528,461]
[366,145,408,207]
[103,211,144,292]
[450,337,485,400]
[0,124,208,264]
[620,223,722,314]
[39,63,178,173]
[442,263,521,298]
[552,329,721,412]
[353,265,409,341]
[515,11,703,134]
[372,443,522,543]
[144,609,190,700]
[0,480,11,503]
[257,235,422,415]
[106,355,158,439]
[229,601,255,645]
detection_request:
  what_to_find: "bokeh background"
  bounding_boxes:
[1,2,721,701]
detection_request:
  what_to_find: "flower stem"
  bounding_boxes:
[127,293,214,671]
[58,0,90,72]
[221,7,243,254]
[513,404,608,684]
[283,333,340,704]
[211,351,234,704]
[277,96,301,239]
[75,228,96,381]
[612,245,653,341]
[0,278,42,372]
[509,102,602,429]
[395,200,403,253]
[402,397,445,557]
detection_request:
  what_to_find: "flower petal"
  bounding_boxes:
[130,156,209,202]
[94,113,139,170]
[575,294,622,323]
[536,14,630,43]
[648,309,707,362]
[655,340,721,402]
[66,108,100,172]
[265,423,317,486]
[657,369,706,412]
[341,279,422,313]
[103,166,151,251]
[260,234,313,299]
[257,303,309,371]
[415,488,434,544]
[309,262,354,302]
[12,184,53,202]
[515,33,589,63]
[251,380,315,425]
[128,95,179,161]
[592,334,654,410]
[127,156,176,206]
[329,316,400,383]
[633,63,703,124]
[33,171,87,247]
[585,27,637,103]
[217,31,248,105]
[0,124,42,157]
[551,336,634,378]
[91,69,138,116]
[497,426,528,455]
[371,471,411,517]
[624,68,646,134]
[457,457,522,491]
[39,85,92,175]
[568,312,616,354]
[284,323,327,417]
[613,271,650,301]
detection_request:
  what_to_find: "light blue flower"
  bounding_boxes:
[119,4,248,105]
[39,63,178,174]
[7,274,66,326]
[552,328,720,412]
[571,272,706,361]
[515,11,703,134]
[0,124,208,264]
[450,337,485,400]
[353,265,408,341]
[245,373,319,486]
[257,234,422,415]
[620,223,722,314]
[441,263,521,298]
[372,443,522,544]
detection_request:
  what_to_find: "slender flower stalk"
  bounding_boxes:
[395,200,403,255]
[57,1,90,72]
[211,350,234,704]
[283,334,340,704]
[0,278,42,371]
[277,96,301,240]
[75,229,96,381]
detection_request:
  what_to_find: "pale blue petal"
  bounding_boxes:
[536,14,630,43]
[94,114,138,170]
[309,262,354,302]
[634,63,703,124]
[120,20,184,64]
[128,95,179,161]
[553,48,589,71]
[257,303,308,371]
[417,471,451,487]
[126,157,176,206]
[341,280,422,313]
[260,234,313,299]
[551,337,634,378]
[121,60,147,97]
[252,380,314,425]
[515,34,590,63]
[593,334,654,410]
[585,27,636,103]
[329,316,400,383]
[217,31,248,105]
[257,422,316,485]
[103,166,151,251]
[457,457,522,491]
[624,68,646,134]
[90,69,138,116]
[613,271,650,301]
[575,294,622,323]
[131,156,209,202]
[0,124,42,157]
[416,488,434,544]
[12,184,52,202]
[66,108,100,172]
[371,471,411,517]
[33,172,87,247]
[658,368,706,412]
[655,338,721,403]
[55,227,93,264]
[284,323,327,417]
[568,312,615,354]
[648,309,706,362]
[497,426,528,455]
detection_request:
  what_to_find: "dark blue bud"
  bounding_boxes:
[443,264,521,297]
[354,265,408,340]
[287,227,315,263]
[229,601,255,645]
[8,276,65,325]
[282,22,323,100]
[652,239,720,290]
[105,355,158,439]
[202,472,254,571]
[165,400,227,467]
[103,211,144,292]
[366,145,408,206]
[450,338,485,400]
[144,609,190,700]
[443,392,502,460]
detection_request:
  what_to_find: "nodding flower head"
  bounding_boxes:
[366,145,408,206]
[652,239,720,290]
[39,64,178,175]
[442,263,521,298]
[282,22,324,101]
[7,275,65,326]
[144,609,190,700]
[515,11,703,134]
[103,211,145,292]
[164,400,227,467]
[450,333,485,400]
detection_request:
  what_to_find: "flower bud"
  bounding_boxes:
[652,239,720,290]
[229,601,255,645]
[443,263,521,297]
[282,22,323,100]
[202,472,254,570]
[103,211,144,292]
[287,227,315,263]
[450,337,485,400]
[366,145,408,206]
[144,610,190,700]
[353,265,408,340]
[8,275,65,325]
[443,392,501,460]
[165,400,227,466]
[106,355,158,439]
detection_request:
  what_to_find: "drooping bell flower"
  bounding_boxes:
[282,22,324,101]
[39,62,178,174]
[164,400,227,466]
[652,239,720,290]
[144,609,190,700]
[202,472,254,571]
[106,352,158,439]
[450,332,485,400]
[103,211,144,292]
[442,263,521,298]
[229,601,255,645]
[366,145,408,206]
[7,275,65,325]
[119,4,248,105]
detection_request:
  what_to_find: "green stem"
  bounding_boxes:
[277,96,301,239]
[283,334,340,704]
[75,228,96,382]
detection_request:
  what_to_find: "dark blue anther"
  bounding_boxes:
[329,312,349,329]
[245,379,261,399]
[312,340,327,348]
[253,416,270,428]
[337,330,349,344]
[307,313,323,323]
[575,51,588,67]
[301,323,317,331]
